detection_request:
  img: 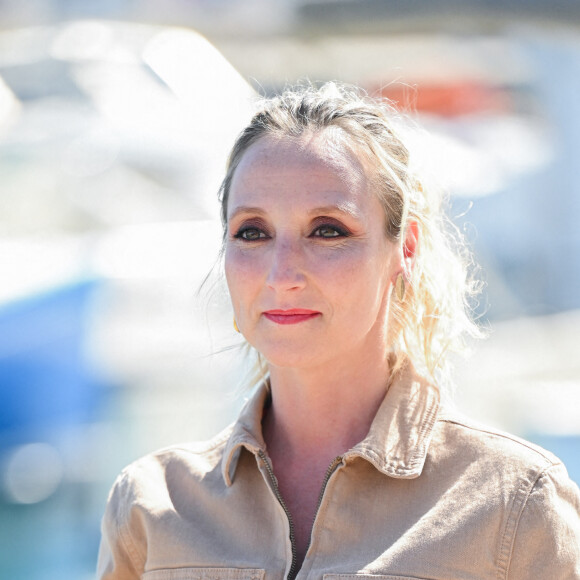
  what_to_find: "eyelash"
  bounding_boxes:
[311,223,350,238]
[234,226,269,241]
[232,221,351,241]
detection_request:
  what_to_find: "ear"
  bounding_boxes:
[402,220,419,274]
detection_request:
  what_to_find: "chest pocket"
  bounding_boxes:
[325,575,432,580]
[143,568,265,580]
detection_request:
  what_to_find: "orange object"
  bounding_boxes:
[372,81,510,116]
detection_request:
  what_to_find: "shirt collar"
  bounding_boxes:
[347,358,440,479]
[222,382,271,486]
[221,358,440,486]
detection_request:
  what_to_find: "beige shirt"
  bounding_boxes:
[98,361,580,580]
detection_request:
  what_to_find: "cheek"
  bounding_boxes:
[339,245,393,301]
[314,251,384,309]
[320,244,388,280]
[224,247,263,303]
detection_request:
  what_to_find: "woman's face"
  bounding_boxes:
[224,132,403,371]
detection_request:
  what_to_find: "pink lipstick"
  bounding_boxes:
[263,309,320,325]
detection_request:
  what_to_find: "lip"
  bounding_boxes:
[263,309,321,325]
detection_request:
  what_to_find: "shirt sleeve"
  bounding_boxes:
[97,471,144,580]
[507,462,580,579]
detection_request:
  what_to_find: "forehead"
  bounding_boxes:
[229,131,373,210]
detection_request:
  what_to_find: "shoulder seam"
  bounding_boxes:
[116,471,145,575]
[438,417,559,466]
[497,464,560,580]
[140,425,234,462]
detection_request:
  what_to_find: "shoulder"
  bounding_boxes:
[426,407,575,525]
[133,423,232,471]
[430,409,580,577]
[105,423,234,511]
[98,426,237,577]
[433,408,562,474]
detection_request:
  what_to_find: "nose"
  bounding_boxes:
[266,238,307,292]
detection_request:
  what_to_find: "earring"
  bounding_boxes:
[233,318,240,333]
[395,274,406,302]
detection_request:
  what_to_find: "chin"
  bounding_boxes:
[255,341,322,370]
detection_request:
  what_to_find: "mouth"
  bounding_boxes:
[263,309,321,325]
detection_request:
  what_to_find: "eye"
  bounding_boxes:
[234,227,268,241]
[311,223,349,239]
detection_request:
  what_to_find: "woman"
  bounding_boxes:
[98,83,580,579]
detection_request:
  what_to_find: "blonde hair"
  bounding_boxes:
[219,82,483,387]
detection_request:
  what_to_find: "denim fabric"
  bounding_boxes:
[98,360,580,579]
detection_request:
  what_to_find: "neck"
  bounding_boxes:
[263,348,392,462]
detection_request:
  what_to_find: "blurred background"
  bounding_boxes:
[1,1,579,578]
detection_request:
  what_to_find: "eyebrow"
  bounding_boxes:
[228,203,362,221]
[228,206,266,220]
[308,203,361,219]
